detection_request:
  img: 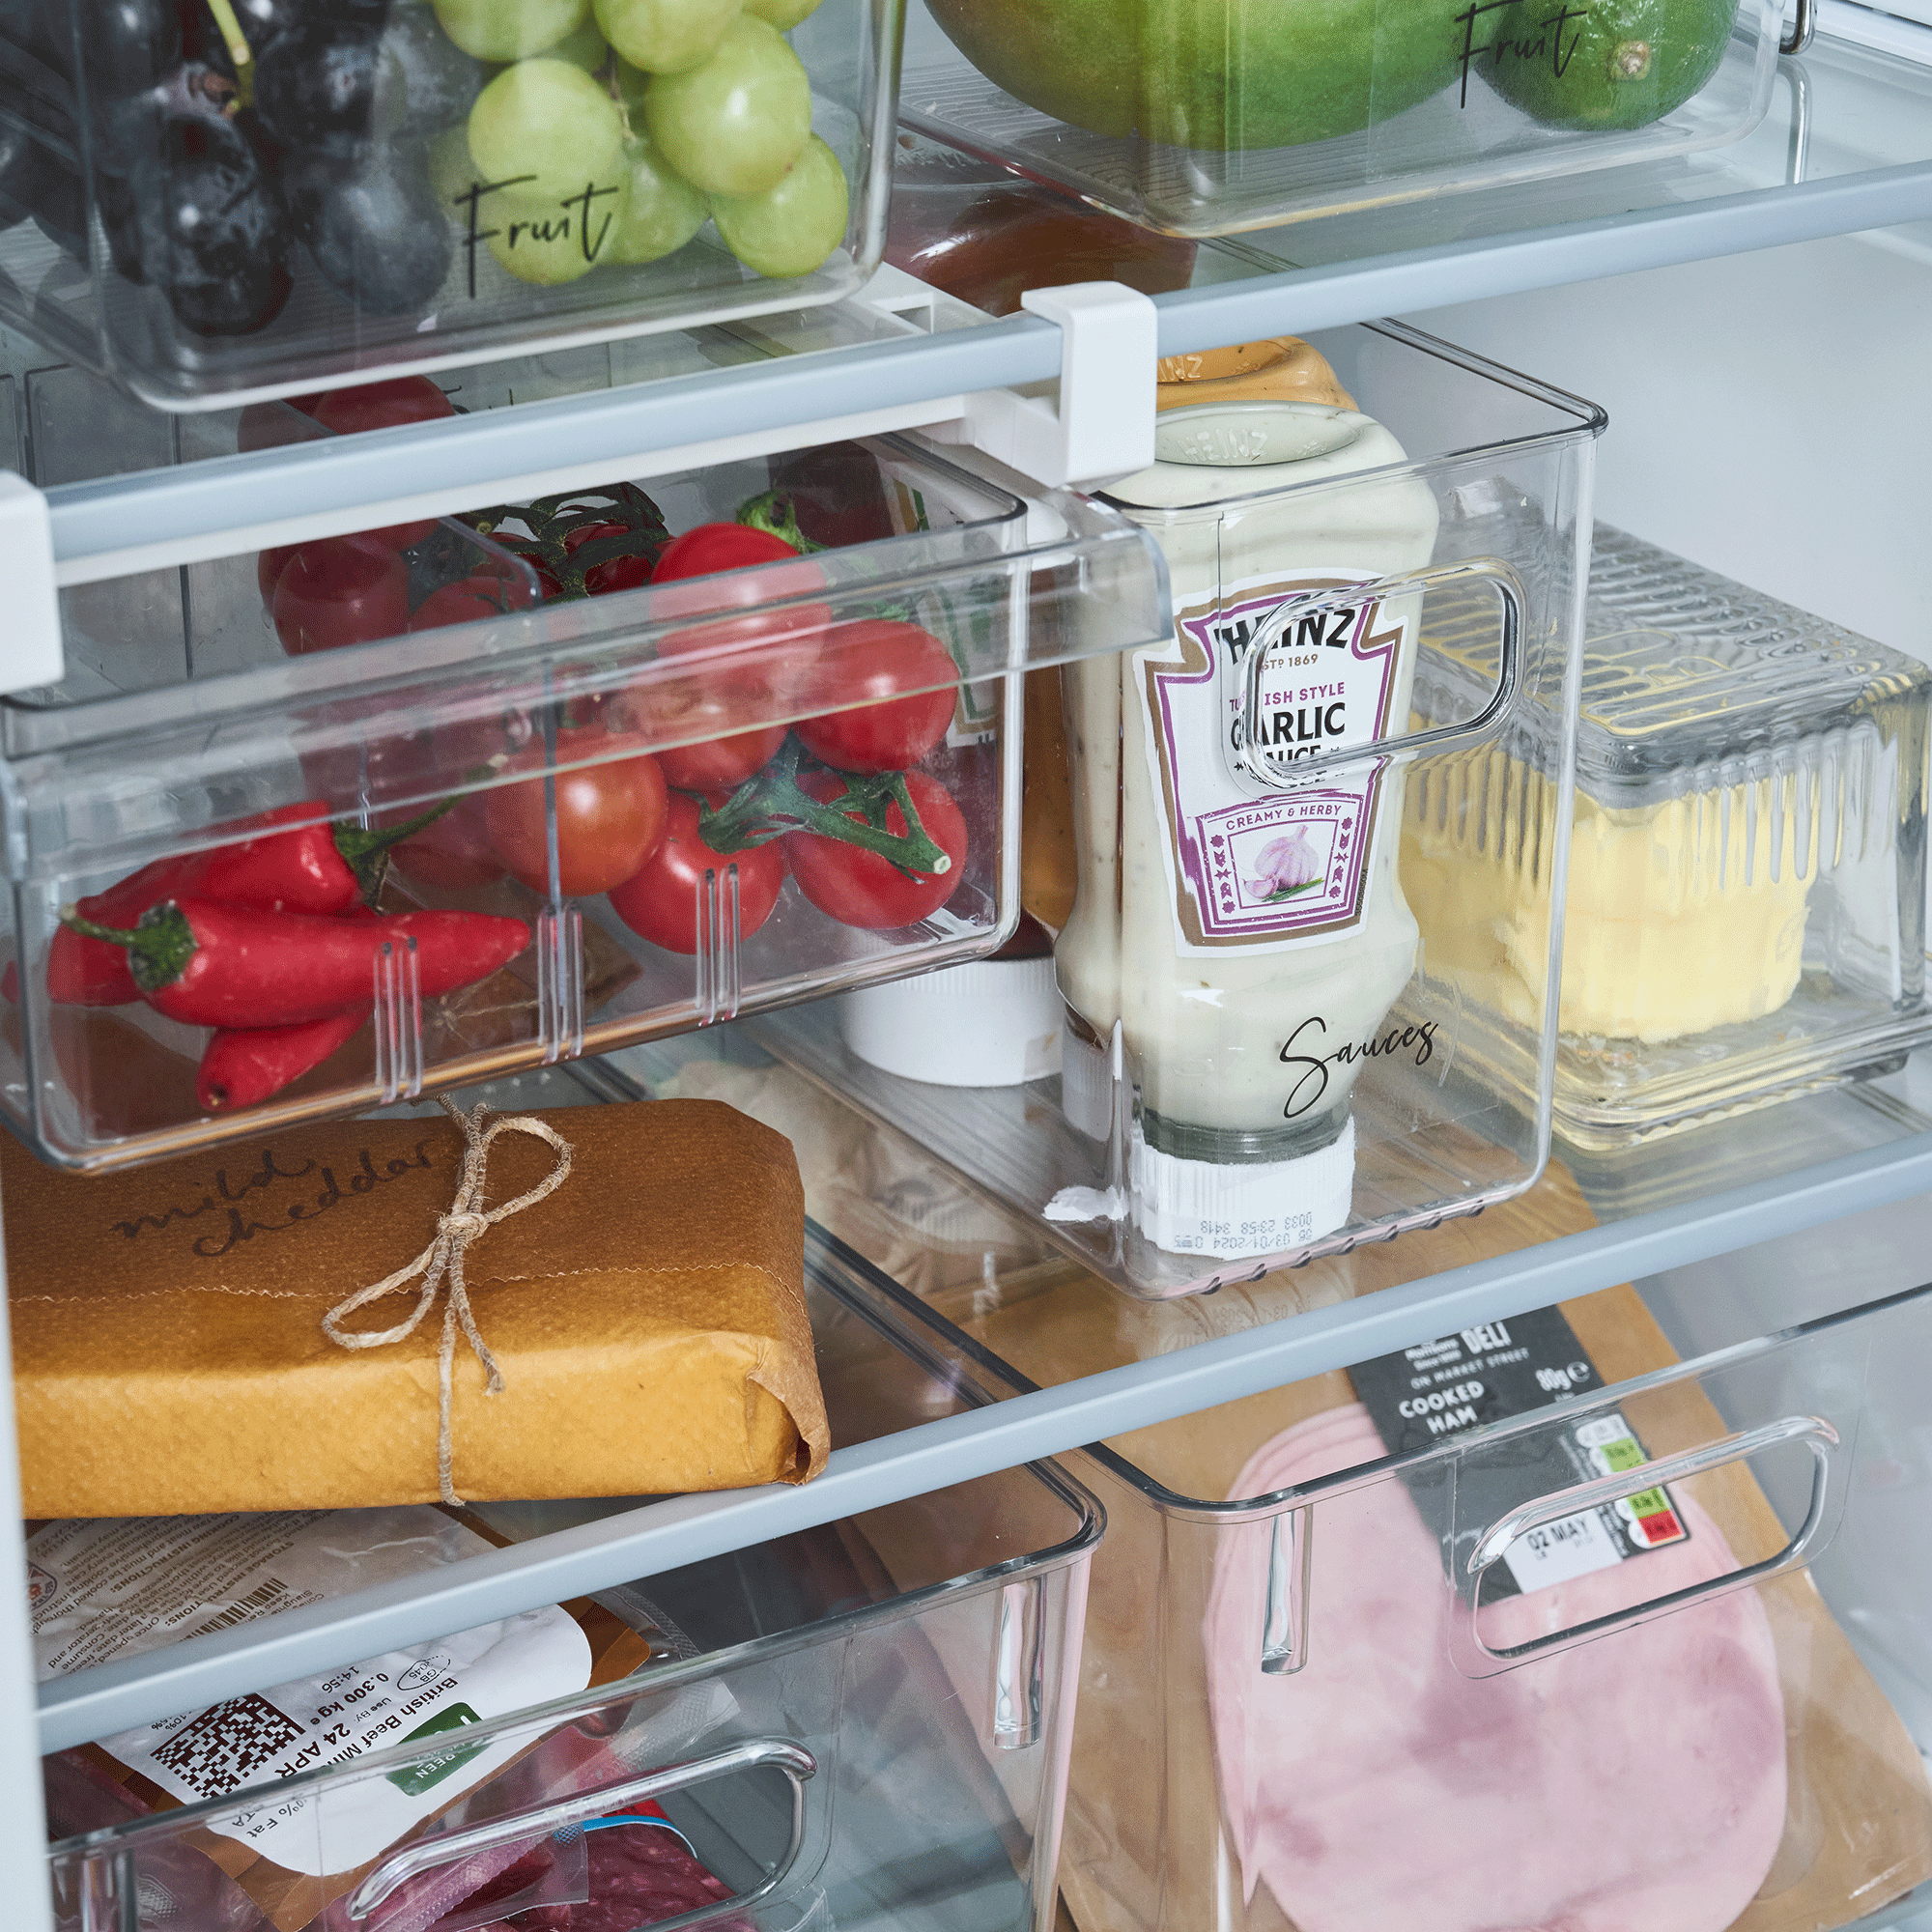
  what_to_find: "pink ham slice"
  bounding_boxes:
[1205,1404,1788,1932]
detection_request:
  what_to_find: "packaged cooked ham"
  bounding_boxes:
[1204,1404,1788,1932]
[887,1156,1932,1932]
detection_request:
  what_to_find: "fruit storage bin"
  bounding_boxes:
[39,1066,1099,1932]
[759,321,1602,1300]
[1418,525,1932,1151]
[0,415,1169,1171]
[889,1234,1932,1932]
[896,0,1781,240]
[0,0,900,409]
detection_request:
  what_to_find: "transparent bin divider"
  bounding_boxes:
[43,1202,1101,1932]
[899,0,1781,240]
[754,323,1599,1300]
[0,436,1170,1168]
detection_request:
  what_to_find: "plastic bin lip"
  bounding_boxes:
[1108,322,1604,519]
[1097,322,1606,519]
[40,1217,1103,1855]
[5,432,1033,741]
[884,1263,1932,1523]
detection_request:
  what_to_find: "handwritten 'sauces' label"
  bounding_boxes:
[111,1139,438,1258]
[1277,1013,1440,1122]
[1141,571,1409,953]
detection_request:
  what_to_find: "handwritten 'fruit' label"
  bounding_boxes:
[1142,571,1408,953]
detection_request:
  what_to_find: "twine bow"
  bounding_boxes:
[324,1097,574,1505]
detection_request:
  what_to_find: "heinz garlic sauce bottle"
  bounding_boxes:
[1055,399,1440,1262]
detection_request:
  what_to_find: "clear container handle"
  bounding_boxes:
[346,1735,819,1922]
[1236,556,1526,792]
[1462,1413,1840,1666]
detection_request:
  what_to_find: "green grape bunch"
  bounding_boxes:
[427,0,850,289]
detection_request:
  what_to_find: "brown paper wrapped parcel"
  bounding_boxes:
[6,1099,829,1517]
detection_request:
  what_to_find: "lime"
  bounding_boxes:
[1481,0,1733,128]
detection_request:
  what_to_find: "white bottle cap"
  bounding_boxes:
[1059,1017,1115,1141]
[839,955,1063,1089]
[1129,1117,1355,1261]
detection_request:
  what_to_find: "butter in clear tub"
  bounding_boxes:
[1402,525,1932,1149]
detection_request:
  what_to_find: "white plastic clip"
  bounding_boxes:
[0,474,64,696]
[962,283,1158,490]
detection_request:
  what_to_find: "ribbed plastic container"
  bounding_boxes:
[0,363,1168,1171]
[0,0,900,408]
[759,321,1603,1299]
[38,1062,1098,1932]
[896,0,1779,238]
[1418,525,1931,1150]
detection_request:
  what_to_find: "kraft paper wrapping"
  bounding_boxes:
[7,1100,828,1516]
[908,1164,1932,1932]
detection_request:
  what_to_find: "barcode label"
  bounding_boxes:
[183,1577,291,1641]
[151,1693,306,1798]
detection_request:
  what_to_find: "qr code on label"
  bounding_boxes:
[152,1694,304,1798]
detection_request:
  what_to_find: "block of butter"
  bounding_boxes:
[1401,757,1816,1043]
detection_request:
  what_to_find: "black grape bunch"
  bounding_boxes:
[0,0,454,340]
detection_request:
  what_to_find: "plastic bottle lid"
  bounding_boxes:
[1129,1117,1355,1261]
[839,954,1063,1089]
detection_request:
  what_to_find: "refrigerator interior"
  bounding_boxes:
[4,37,1932,1928]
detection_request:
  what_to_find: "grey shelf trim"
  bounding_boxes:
[41,158,1932,575]
[38,1119,1932,1753]
[1156,158,1932,344]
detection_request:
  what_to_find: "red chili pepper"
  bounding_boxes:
[47,856,202,1008]
[60,900,530,1030]
[179,797,459,915]
[47,799,461,1009]
[197,1008,370,1112]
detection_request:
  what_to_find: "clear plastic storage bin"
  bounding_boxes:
[0,375,1169,1170]
[0,0,899,408]
[760,321,1602,1299]
[1408,524,1932,1151]
[892,1225,1932,1932]
[38,1066,1099,1932]
[896,0,1781,239]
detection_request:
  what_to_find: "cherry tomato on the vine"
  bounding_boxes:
[484,730,670,898]
[794,618,960,775]
[784,769,969,929]
[408,573,537,633]
[310,377,455,438]
[272,536,412,656]
[388,794,505,891]
[651,523,829,696]
[584,552,656,597]
[288,381,457,549]
[653,524,803,582]
[257,542,297,609]
[609,793,786,953]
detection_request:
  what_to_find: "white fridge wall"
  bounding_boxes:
[1406,225,1932,658]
